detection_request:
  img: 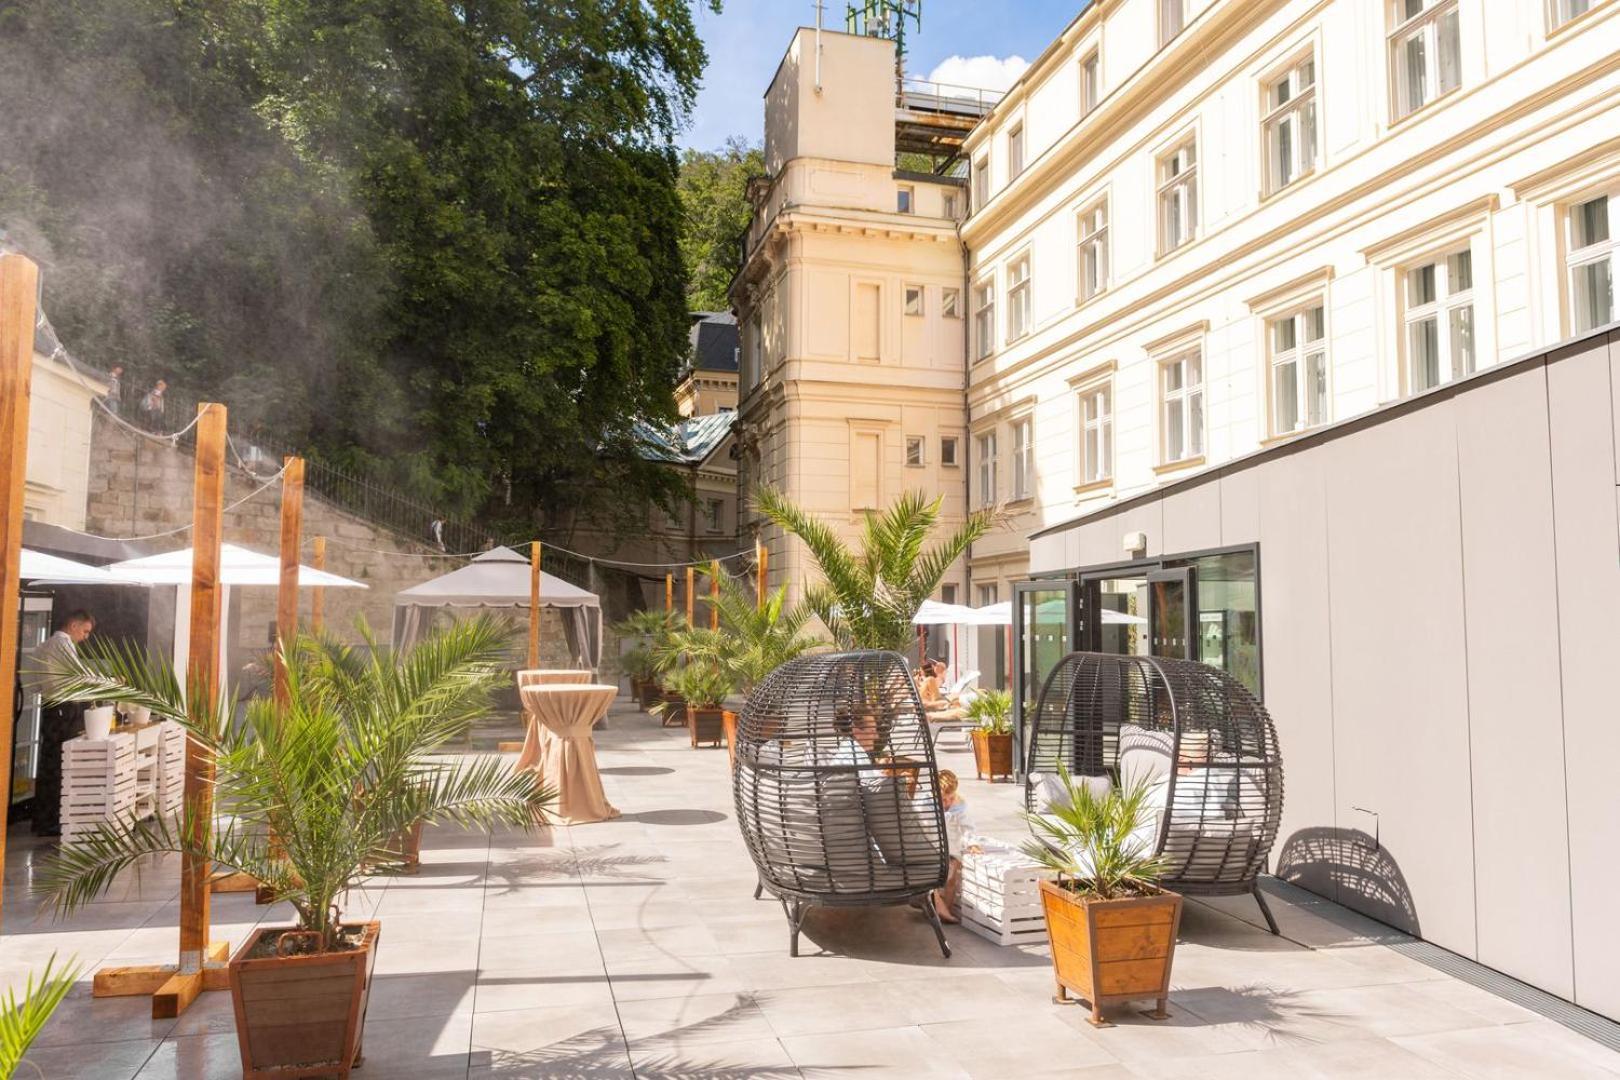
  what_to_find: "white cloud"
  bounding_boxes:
[923,54,1031,94]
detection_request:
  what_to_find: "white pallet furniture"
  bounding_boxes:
[959,835,1056,947]
[60,721,186,846]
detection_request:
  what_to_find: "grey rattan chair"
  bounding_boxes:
[1024,652,1285,933]
[733,650,952,958]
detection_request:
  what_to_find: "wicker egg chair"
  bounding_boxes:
[1024,652,1285,933]
[733,649,952,958]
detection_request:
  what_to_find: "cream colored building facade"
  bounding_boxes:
[733,29,973,607]
[964,0,1620,597]
[26,344,107,530]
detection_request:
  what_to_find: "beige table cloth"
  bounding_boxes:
[515,683,619,824]
[516,669,595,687]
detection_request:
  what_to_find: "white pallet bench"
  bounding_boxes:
[959,836,1056,947]
[60,721,185,845]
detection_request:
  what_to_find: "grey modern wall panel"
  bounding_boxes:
[1321,408,1477,955]
[1453,364,1574,999]
[1547,335,1620,1019]
[1074,500,1164,568]
[1218,465,1261,545]
[1250,452,1339,904]
[1161,476,1222,555]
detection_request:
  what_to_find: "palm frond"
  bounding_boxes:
[0,953,80,1079]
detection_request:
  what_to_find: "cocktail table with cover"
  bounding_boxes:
[517,669,594,687]
[515,683,619,824]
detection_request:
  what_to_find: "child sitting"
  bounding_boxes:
[933,769,976,924]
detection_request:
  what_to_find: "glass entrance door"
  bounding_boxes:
[13,596,52,807]
[1012,580,1078,772]
[1084,573,1150,655]
[1147,568,1195,660]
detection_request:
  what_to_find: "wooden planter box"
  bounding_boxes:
[970,730,1015,782]
[634,679,662,710]
[229,921,380,1079]
[659,692,687,727]
[1038,879,1181,1027]
[688,706,731,749]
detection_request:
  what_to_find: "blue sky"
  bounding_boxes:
[681,1,1085,151]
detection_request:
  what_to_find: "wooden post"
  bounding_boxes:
[273,457,304,706]
[755,541,768,611]
[528,541,542,669]
[709,559,720,630]
[0,254,40,932]
[310,536,326,632]
[164,402,228,1017]
[685,566,695,627]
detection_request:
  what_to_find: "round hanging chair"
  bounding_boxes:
[1024,652,1285,932]
[733,649,952,958]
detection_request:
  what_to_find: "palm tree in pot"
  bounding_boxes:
[39,617,553,1079]
[964,689,1014,782]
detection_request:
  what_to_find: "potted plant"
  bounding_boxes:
[41,618,552,1079]
[965,689,1014,782]
[1022,770,1180,1028]
[619,643,659,710]
[657,657,735,749]
[613,608,682,709]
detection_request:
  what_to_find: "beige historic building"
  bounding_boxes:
[25,324,107,530]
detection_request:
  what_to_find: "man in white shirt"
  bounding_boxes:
[27,610,95,837]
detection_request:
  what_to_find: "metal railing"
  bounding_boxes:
[898,77,1005,116]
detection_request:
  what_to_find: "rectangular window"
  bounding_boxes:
[704,498,724,532]
[976,432,998,506]
[978,583,999,607]
[942,286,962,319]
[1263,55,1317,195]
[1268,304,1328,435]
[853,282,881,362]
[1159,349,1205,463]
[906,435,926,467]
[1391,0,1461,120]
[1008,124,1026,179]
[1160,0,1186,45]
[1158,141,1198,255]
[1079,383,1113,484]
[973,157,990,209]
[941,583,958,605]
[1007,256,1031,341]
[974,280,996,360]
[943,192,959,220]
[1079,49,1101,118]
[1077,199,1108,303]
[1403,248,1475,392]
[897,185,914,214]
[1550,0,1594,27]
[904,285,924,317]
[940,435,960,467]
[1568,193,1616,333]
[1012,418,1034,500]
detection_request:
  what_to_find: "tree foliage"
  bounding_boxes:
[677,136,763,311]
[0,0,718,529]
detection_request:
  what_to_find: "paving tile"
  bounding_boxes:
[354,1011,474,1077]
[367,969,478,1021]
[1390,1018,1620,1078]
[781,1024,972,1079]
[919,1012,1120,1078]
[19,1036,156,1079]
[132,1033,243,1080]
[1058,1001,1258,1062]
[469,1002,632,1075]
[615,991,777,1047]
[630,1035,801,1078]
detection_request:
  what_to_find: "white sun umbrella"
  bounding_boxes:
[20,548,146,586]
[106,543,366,684]
[975,600,1146,626]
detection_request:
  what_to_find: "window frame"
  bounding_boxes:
[1076,197,1109,304]
[1565,190,1618,334]
[940,435,960,467]
[943,191,960,220]
[1010,416,1034,502]
[1008,123,1026,180]
[905,435,926,468]
[1160,0,1186,46]
[1399,246,1476,395]
[904,284,924,317]
[1079,48,1101,118]
[1157,347,1206,466]
[1266,302,1330,437]
[976,430,998,508]
[1006,254,1032,343]
[1388,0,1462,122]
[1076,378,1114,489]
[897,185,914,214]
[973,278,997,361]
[973,156,990,211]
[1261,52,1319,197]
[942,286,962,319]
[1157,139,1199,257]
[704,497,724,533]
[1547,0,1600,33]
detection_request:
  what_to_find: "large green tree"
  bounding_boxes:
[0,0,717,531]
[677,136,762,311]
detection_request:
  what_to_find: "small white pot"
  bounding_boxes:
[84,706,116,741]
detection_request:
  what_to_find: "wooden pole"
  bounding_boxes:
[685,566,694,627]
[528,541,542,669]
[0,254,40,932]
[273,457,304,706]
[310,536,326,632]
[664,572,673,613]
[167,402,228,1017]
[755,540,768,611]
[709,559,720,630]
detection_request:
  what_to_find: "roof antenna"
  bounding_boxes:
[814,0,825,95]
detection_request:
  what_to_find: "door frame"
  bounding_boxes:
[1146,566,1196,660]
[1011,578,1079,775]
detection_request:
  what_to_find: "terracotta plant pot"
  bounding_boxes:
[687,705,730,748]
[660,691,687,727]
[637,680,663,710]
[970,730,1015,782]
[387,818,423,874]
[1038,878,1181,1027]
[229,921,380,1079]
